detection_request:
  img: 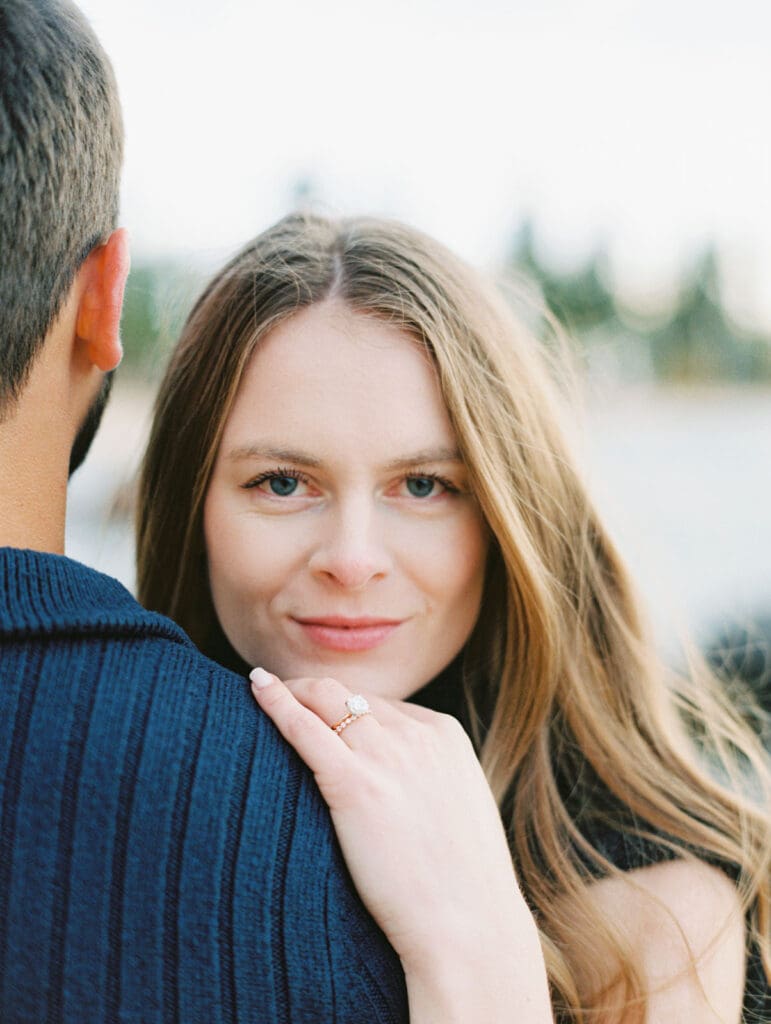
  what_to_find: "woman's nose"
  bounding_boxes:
[307,504,392,589]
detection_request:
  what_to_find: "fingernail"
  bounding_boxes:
[249,667,275,689]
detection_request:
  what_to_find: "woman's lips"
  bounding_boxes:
[291,617,403,653]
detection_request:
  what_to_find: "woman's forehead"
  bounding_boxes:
[221,302,458,461]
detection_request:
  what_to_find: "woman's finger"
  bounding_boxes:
[277,674,386,748]
[250,668,353,773]
[282,675,403,724]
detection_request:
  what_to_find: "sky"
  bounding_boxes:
[80,0,771,326]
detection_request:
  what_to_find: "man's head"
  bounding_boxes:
[0,0,123,419]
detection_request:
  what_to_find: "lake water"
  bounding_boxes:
[66,380,771,649]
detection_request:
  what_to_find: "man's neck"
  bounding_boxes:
[0,500,67,555]
[0,397,69,554]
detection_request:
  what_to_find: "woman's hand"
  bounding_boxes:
[250,668,553,1023]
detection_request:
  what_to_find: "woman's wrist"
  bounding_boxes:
[400,901,553,1023]
[403,943,553,1024]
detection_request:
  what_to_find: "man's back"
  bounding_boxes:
[0,548,407,1022]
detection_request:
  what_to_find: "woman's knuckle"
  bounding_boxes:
[437,713,465,739]
[307,676,336,699]
[258,684,285,711]
[284,709,313,743]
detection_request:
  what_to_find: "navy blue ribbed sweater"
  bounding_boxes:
[0,548,408,1023]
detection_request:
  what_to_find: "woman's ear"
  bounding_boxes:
[75,228,130,372]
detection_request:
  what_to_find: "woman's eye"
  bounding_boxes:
[406,475,439,498]
[403,474,457,499]
[243,469,310,497]
[267,475,300,496]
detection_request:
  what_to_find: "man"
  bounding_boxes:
[0,2,407,1020]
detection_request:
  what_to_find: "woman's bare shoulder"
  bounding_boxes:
[586,858,746,1023]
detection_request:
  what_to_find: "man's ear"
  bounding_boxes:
[75,227,130,372]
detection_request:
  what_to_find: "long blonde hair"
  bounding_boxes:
[137,213,769,1021]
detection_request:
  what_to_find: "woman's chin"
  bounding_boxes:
[249,656,424,703]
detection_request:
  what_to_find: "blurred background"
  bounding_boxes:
[68,0,771,673]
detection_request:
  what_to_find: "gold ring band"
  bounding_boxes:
[331,713,358,734]
[330,694,372,735]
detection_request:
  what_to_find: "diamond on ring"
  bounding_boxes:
[331,694,372,735]
[346,694,370,717]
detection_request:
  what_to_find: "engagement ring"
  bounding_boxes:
[331,694,371,735]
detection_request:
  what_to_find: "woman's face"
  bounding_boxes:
[204,299,489,700]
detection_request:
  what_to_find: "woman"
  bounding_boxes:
[137,213,769,1022]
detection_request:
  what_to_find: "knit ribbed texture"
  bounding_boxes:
[0,548,408,1023]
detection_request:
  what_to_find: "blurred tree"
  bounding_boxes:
[511,220,615,333]
[120,263,201,381]
[650,247,771,382]
[508,221,771,384]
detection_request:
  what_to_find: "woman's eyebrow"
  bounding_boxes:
[225,444,322,467]
[382,447,463,471]
[225,444,463,470]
